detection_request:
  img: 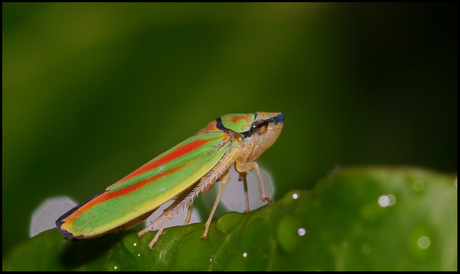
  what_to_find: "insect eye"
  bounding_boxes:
[252,120,268,134]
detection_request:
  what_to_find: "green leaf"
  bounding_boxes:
[3,167,457,270]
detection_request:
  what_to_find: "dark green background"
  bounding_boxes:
[2,3,457,258]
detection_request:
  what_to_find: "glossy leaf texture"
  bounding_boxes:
[3,167,457,270]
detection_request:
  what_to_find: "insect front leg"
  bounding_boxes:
[238,171,250,213]
[235,161,274,204]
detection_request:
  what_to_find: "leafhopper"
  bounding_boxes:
[56,112,284,249]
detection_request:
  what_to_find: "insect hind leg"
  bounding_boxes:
[137,184,197,249]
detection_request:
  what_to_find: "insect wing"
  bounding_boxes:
[56,131,229,239]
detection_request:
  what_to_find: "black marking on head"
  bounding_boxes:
[215,117,226,132]
[268,113,285,125]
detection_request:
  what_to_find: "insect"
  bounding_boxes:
[56,112,284,249]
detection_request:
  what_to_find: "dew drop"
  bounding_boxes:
[216,212,243,233]
[413,180,425,191]
[361,244,372,255]
[418,236,430,249]
[277,216,302,253]
[378,194,396,207]
[297,228,306,236]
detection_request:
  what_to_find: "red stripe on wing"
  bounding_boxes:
[67,165,182,220]
[115,138,217,185]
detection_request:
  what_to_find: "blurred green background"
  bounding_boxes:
[2,3,457,258]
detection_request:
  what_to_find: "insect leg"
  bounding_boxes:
[235,161,274,204]
[147,215,173,250]
[137,187,192,238]
[183,199,194,226]
[201,171,231,240]
[238,171,250,212]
